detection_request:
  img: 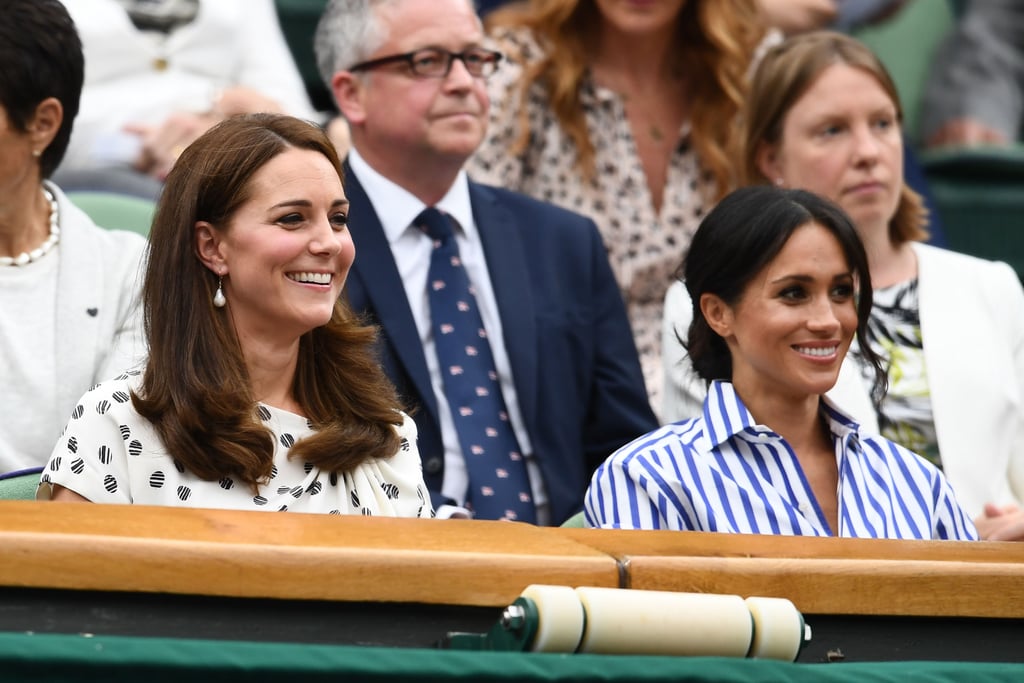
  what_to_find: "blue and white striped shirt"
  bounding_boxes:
[585,381,977,540]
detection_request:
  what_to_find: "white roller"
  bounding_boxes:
[745,596,805,661]
[519,584,586,653]
[574,586,753,657]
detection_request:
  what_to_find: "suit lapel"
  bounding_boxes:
[470,183,538,432]
[344,164,438,421]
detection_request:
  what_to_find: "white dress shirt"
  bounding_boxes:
[347,150,548,522]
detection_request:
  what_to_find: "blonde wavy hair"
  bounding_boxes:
[486,0,764,201]
[743,31,928,243]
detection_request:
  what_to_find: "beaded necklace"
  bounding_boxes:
[0,187,60,267]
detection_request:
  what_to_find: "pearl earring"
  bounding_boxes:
[32,150,42,158]
[775,177,784,187]
[213,277,226,308]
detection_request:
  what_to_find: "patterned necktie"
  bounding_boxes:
[417,207,536,523]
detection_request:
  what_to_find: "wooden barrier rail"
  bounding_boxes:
[3,500,1024,663]
[4,501,1024,614]
[0,501,618,606]
[555,527,1024,618]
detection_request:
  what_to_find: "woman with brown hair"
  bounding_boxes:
[40,113,432,518]
[468,0,766,414]
[662,31,1024,540]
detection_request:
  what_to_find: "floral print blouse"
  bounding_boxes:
[468,27,716,417]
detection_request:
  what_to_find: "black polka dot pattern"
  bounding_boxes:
[42,379,431,517]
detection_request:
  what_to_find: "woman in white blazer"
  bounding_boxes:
[662,31,1024,541]
[0,0,147,473]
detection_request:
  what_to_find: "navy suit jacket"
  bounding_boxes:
[342,164,657,525]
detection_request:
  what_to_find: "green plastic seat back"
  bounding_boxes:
[67,191,155,237]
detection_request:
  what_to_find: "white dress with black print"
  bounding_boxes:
[38,372,433,518]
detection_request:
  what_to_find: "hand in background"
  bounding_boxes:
[126,86,289,180]
[126,111,220,180]
[925,117,1011,149]
[974,502,1024,541]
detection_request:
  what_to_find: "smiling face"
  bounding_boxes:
[197,147,354,348]
[758,63,903,240]
[336,0,488,179]
[703,221,857,405]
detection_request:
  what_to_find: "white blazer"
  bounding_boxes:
[662,242,1024,517]
[53,183,148,443]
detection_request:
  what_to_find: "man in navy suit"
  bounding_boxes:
[313,0,656,525]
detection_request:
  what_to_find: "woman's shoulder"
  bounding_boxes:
[914,242,1018,282]
[50,184,148,263]
[71,372,144,417]
[393,410,418,452]
[609,419,704,464]
[855,432,942,477]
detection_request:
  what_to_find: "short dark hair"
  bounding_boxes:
[0,0,83,177]
[681,185,886,403]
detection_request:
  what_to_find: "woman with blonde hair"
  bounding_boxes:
[469,0,766,414]
[662,31,1024,540]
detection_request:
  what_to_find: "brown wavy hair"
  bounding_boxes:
[742,31,928,243]
[133,113,403,489]
[486,0,764,200]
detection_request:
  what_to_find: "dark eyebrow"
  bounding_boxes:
[768,274,814,285]
[270,199,350,211]
[768,272,853,285]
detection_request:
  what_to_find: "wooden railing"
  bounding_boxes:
[3,500,1024,618]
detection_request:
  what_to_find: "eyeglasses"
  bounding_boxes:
[348,47,503,79]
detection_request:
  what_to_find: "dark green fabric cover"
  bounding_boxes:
[922,146,1024,281]
[2,632,1023,682]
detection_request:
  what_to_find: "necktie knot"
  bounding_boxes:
[417,207,454,244]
